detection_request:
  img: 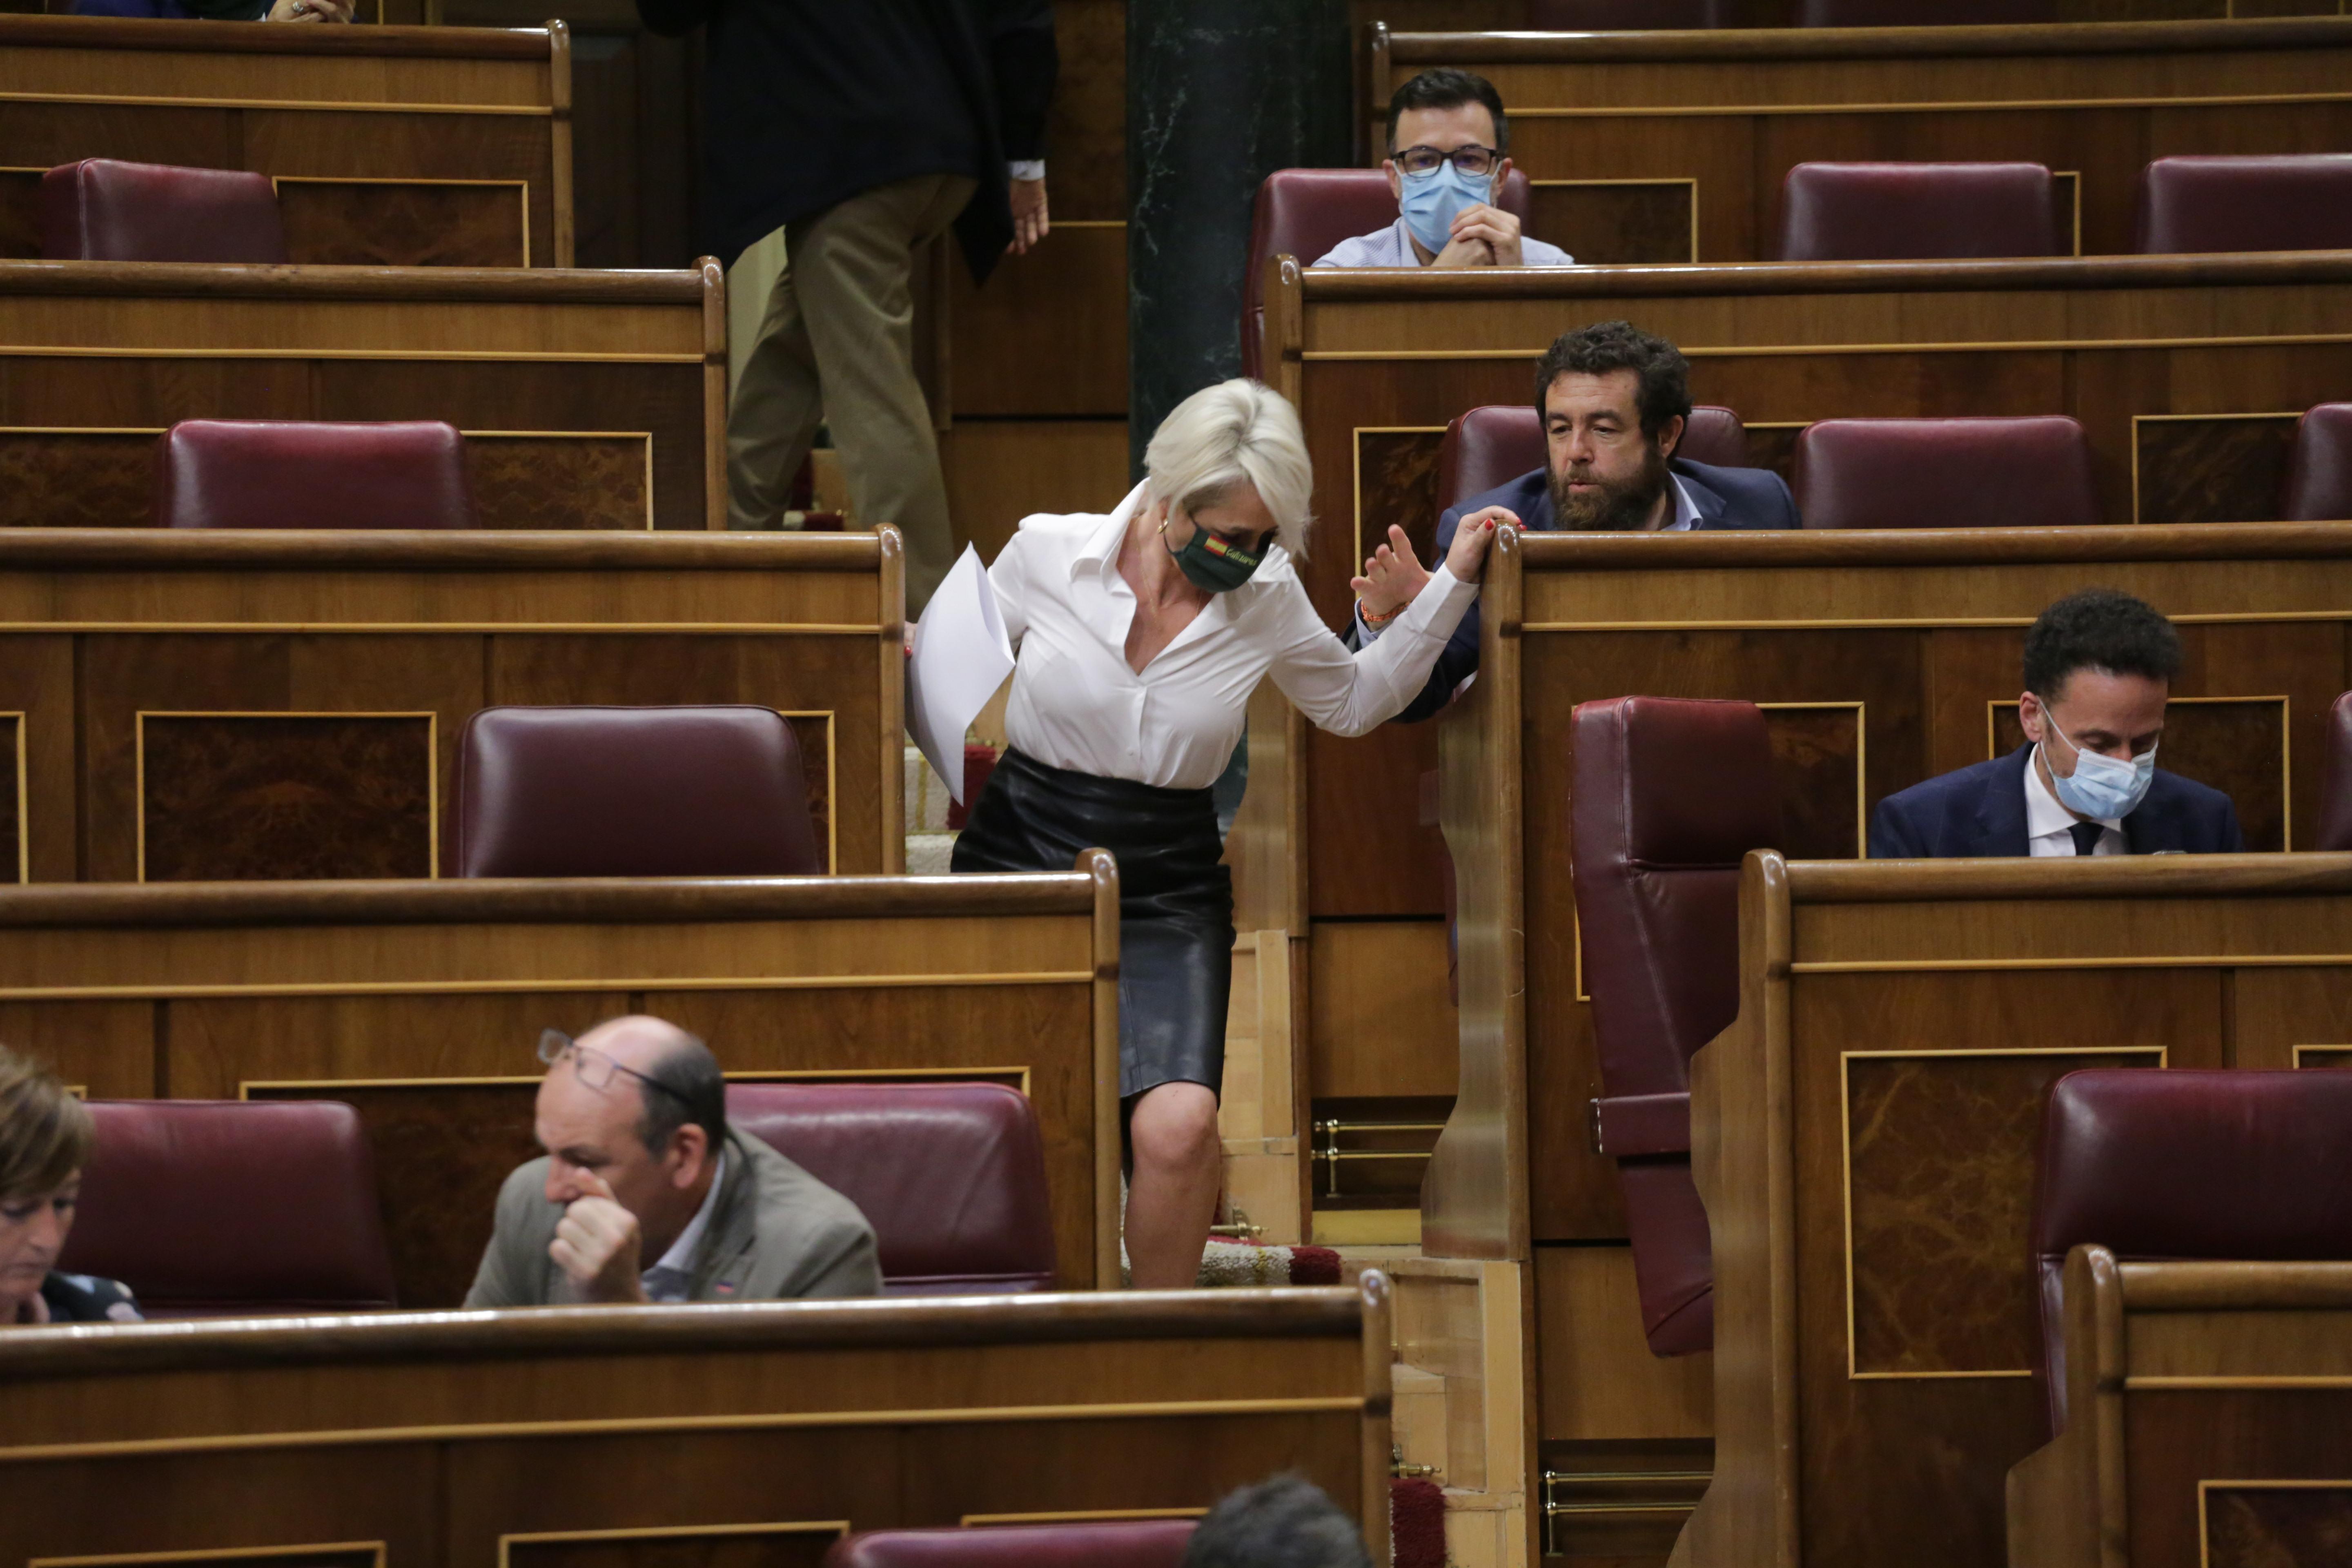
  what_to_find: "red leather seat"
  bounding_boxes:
[824,1520,1194,1568]
[2282,403,2352,522]
[1797,0,2055,21]
[1775,162,2058,261]
[155,421,477,530]
[453,706,822,878]
[1569,697,1781,1356]
[1793,417,2098,530]
[2030,1068,2352,1436]
[40,159,288,264]
[2133,155,2352,254]
[57,1100,397,1316]
[1528,0,1729,24]
[1243,167,1535,379]
[728,1082,1057,1294]
[1437,404,1748,511]
[2315,692,2352,852]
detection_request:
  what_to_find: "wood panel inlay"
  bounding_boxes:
[137,713,434,882]
[0,169,36,261]
[0,431,153,528]
[1844,1047,2164,1377]
[467,434,651,530]
[275,179,528,269]
[2294,1046,2352,1069]
[1743,423,1803,486]
[30,1545,383,1568]
[2204,1482,2352,1568]
[1353,428,1446,573]
[1528,180,1694,266]
[0,713,19,885]
[2136,415,2300,525]
[503,1526,842,1568]
[1990,697,2287,852]
[1760,702,1862,860]
[783,713,834,874]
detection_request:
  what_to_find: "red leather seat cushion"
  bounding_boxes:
[2032,1069,2352,1435]
[155,420,477,530]
[1528,0,1728,24]
[40,159,287,264]
[2134,155,2352,254]
[2318,692,2352,852]
[454,706,822,878]
[1243,167,1534,378]
[1797,0,2055,20]
[1569,697,1781,1356]
[1776,162,2058,261]
[728,1081,1057,1293]
[824,1521,1194,1568]
[58,1100,397,1315]
[2283,403,2352,523]
[1437,404,1746,512]
[1794,416,2098,529]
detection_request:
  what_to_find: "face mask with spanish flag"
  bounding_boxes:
[1164,516,1264,594]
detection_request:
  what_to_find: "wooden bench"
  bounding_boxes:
[1367,17,2352,263]
[0,13,572,267]
[3,864,1119,1303]
[0,259,724,530]
[0,528,904,882]
[0,1283,1392,1563]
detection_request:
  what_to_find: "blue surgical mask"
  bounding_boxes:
[1399,161,1492,258]
[2042,711,2157,821]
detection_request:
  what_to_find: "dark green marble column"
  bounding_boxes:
[1127,0,1352,473]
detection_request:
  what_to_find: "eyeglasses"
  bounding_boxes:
[1394,144,1499,178]
[537,1028,693,1106]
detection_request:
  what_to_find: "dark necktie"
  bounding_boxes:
[2068,821,2105,857]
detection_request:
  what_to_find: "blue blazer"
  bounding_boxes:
[1360,459,1800,724]
[1867,745,2244,859]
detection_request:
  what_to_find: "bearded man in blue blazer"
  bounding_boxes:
[1348,319,1799,722]
[1870,588,2243,859]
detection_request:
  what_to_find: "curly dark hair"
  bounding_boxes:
[1533,320,1692,441]
[2022,588,2183,702]
[1385,67,1509,154]
[1182,1475,1372,1568]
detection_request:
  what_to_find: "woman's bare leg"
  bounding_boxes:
[1125,1081,1223,1288]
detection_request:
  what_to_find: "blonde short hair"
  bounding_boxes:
[1143,379,1315,560]
[0,1043,89,1204]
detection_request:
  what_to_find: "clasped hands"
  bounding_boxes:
[550,1170,650,1303]
[1350,505,1518,626]
[1430,203,1525,268]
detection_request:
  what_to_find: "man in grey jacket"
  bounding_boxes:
[465,1016,879,1307]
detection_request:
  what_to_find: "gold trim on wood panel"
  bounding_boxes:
[30,1544,386,1568]
[1304,331,2352,364]
[1528,176,1699,264]
[0,624,884,637]
[1983,694,2290,846]
[0,972,1095,1003]
[1795,955,2352,974]
[0,91,552,116]
[497,1521,846,1568]
[463,428,658,530]
[2129,411,2305,526]
[268,175,532,268]
[0,1394,1369,1465]
[133,709,438,883]
[2134,1376,2352,1388]
[0,348,700,365]
[2198,1479,2352,1568]
[1757,699,1869,860]
[3,710,22,886]
[1350,424,1448,571]
[2055,169,2082,259]
[777,708,837,875]
[241,1065,1036,1099]
[1530,610,2352,635]
[1505,89,2352,119]
[960,1508,1210,1526]
[1839,1044,2166,1381]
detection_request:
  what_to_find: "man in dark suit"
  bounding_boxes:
[1350,319,1798,722]
[639,0,1056,612]
[1870,588,2243,858]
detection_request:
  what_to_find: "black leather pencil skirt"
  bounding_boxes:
[951,748,1234,1100]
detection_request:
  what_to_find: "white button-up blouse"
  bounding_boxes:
[987,481,1481,791]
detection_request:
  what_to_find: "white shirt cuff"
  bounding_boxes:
[1009,160,1045,182]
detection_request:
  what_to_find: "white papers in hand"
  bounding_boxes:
[906,543,1015,805]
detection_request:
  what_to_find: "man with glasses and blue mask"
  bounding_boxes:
[1869,588,2243,859]
[464,1016,878,1307]
[1314,69,1572,270]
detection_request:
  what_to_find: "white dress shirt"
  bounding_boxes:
[641,1148,726,1302]
[2024,745,2122,856]
[988,482,1480,790]
[1313,216,1573,268]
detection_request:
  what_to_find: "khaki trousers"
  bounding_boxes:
[726,172,976,615]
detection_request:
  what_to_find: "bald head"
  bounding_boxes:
[534,1014,727,1257]
[567,1015,725,1155]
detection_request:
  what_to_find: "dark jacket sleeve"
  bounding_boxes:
[1867,793,1929,860]
[982,0,1057,163]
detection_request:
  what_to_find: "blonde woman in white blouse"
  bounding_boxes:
[953,380,1510,1287]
